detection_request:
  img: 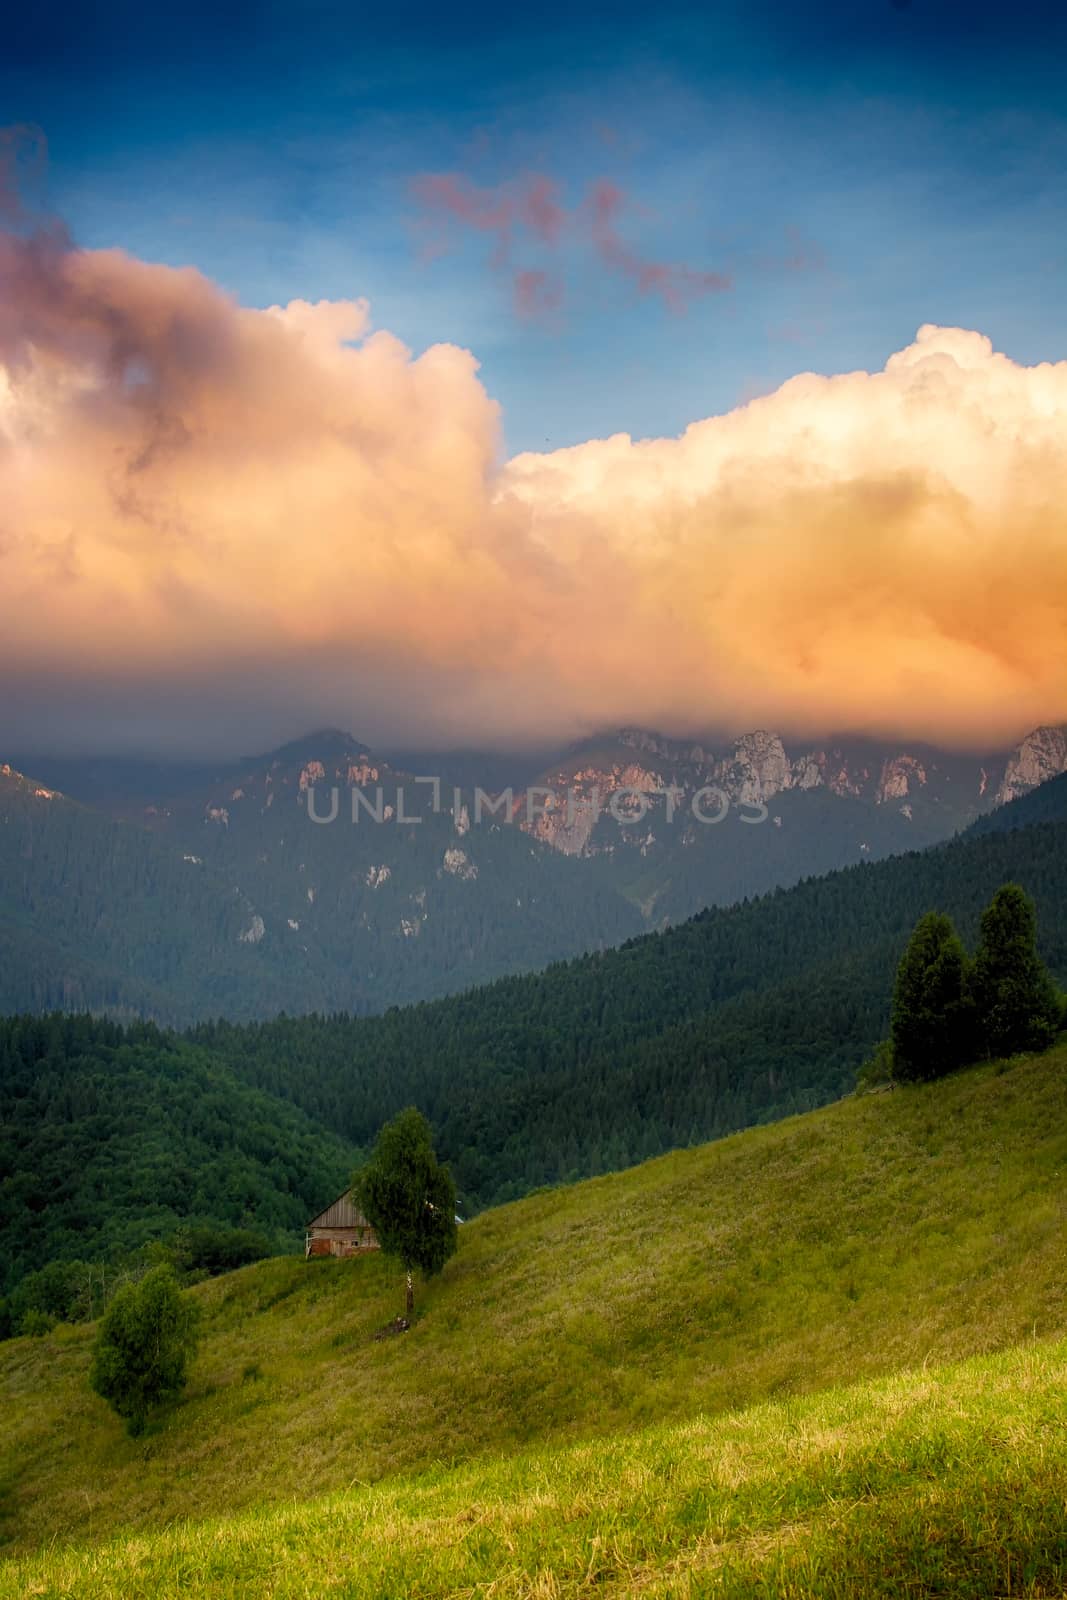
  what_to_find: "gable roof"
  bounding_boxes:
[306,1190,372,1230]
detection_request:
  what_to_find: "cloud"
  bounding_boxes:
[1,212,1065,755]
[513,269,564,324]
[584,180,732,310]
[411,171,565,265]
[410,170,732,320]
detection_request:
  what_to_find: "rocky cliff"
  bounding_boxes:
[520,724,1067,856]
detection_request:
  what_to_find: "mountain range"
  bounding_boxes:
[2,720,1065,1022]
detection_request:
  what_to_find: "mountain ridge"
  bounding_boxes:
[2,722,1065,1023]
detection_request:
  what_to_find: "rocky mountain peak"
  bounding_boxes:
[997,726,1067,805]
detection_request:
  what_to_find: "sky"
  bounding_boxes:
[1,0,1066,756]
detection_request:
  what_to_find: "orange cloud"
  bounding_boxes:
[1,220,1065,753]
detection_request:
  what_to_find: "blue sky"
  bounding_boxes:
[4,0,1066,453]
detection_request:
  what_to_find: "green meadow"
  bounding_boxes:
[5,1338,1067,1599]
[4,1044,1067,1594]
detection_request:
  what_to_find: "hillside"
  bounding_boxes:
[4,1044,1067,1561]
[200,810,1067,1209]
[0,1015,356,1297]
[5,1338,1067,1599]
[965,770,1067,835]
[0,749,641,1023]
[3,809,1064,1304]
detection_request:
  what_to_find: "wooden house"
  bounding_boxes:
[304,1191,379,1258]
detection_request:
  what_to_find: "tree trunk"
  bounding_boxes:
[406,1269,414,1316]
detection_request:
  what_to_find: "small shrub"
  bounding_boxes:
[855,1039,894,1093]
[19,1307,56,1338]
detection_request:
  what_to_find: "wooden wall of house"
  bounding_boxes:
[306,1226,378,1258]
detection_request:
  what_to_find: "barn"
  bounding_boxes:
[304,1191,379,1258]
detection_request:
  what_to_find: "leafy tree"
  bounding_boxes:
[89,1266,199,1435]
[354,1109,457,1316]
[969,883,1060,1058]
[890,912,973,1082]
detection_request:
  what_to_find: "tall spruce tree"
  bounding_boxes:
[969,883,1059,1058]
[890,911,973,1082]
[354,1108,457,1317]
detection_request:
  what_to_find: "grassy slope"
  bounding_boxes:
[5,1337,1067,1598]
[4,1043,1067,1565]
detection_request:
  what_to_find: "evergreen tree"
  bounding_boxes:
[969,884,1060,1058]
[354,1109,457,1317]
[890,912,973,1082]
[89,1266,199,1435]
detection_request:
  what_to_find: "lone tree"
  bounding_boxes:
[89,1265,199,1436]
[969,883,1060,1058]
[354,1108,457,1317]
[890,911,973,1081]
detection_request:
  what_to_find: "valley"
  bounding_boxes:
[3,773,1066,1598]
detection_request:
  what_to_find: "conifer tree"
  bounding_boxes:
[890,911,973,1081]
[969,883,1059,1058]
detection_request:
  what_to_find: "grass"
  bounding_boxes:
[3,1044,1067,1571]
[3,1336,1067,1597]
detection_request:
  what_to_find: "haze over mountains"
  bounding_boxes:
[2,719,1066,1023]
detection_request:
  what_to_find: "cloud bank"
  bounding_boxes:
[1,219,1065,755]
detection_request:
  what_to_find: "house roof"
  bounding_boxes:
[306,1191,372,1230]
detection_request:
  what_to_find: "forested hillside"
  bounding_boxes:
[3,810,1064,1300]
[6,725,1066,1024]
[0,1014,355,1298]
[200,813,1067,1207]
[0,759,640,1021]
[964,770,1067,835]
